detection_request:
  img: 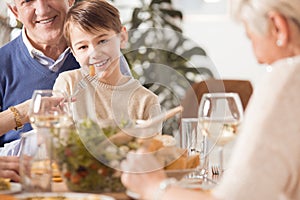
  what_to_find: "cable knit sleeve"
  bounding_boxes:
[53,69,82,96]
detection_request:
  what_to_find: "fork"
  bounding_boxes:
[211,165,220,176]
[135,106,183,128]
[70,75,97,99]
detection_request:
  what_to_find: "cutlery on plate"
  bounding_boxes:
[211,165,220,176]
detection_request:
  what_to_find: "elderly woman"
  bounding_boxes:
[121,0,300,199]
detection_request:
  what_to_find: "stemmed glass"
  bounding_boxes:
[198,93,243,174]
[28,90,72,128]
[20,90,72,192]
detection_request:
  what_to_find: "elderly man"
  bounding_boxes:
[0,0,131,146]
[0,0,131,181]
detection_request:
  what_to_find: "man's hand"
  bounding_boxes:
[0,156,20,182]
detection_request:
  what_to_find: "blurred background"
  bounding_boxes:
[0,0,265,85]
[0,0,266,135]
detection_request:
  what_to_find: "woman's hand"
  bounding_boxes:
[121,149,167,199]
[0,156,20,182]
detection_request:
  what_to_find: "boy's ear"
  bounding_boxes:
[120,26,128,49]
[68,0,76,7]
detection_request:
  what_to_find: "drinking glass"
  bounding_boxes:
[28,90,71,129]
[20,90,72,192]
[198,93,243,173]
[181,118,209,178]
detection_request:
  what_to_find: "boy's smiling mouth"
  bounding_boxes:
[92,59,109,68]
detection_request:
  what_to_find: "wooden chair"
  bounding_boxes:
[181,79,254,118]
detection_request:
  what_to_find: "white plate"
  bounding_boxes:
[14,192,115,200]
[125,190,141,200]
[0,183,22,194]
[165,168,197,180]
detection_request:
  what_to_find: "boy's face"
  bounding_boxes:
[70,25,127,80]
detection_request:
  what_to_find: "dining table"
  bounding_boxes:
[52,181,132,200]
[6,170,220,200]
[4,180,133,200]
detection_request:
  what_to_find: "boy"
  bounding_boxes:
[53,0,161,131]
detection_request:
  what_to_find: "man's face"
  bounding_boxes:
[10,0,75,46]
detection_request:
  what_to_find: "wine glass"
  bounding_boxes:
[198,93,243,174]
[20,90,72,192]
[28,90,72,129]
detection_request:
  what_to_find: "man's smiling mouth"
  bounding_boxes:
[36,17,56,24]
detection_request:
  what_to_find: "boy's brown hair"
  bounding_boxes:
[64,0,122,46]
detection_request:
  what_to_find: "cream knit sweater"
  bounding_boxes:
[53,69,161,128]
[213,56,300,200]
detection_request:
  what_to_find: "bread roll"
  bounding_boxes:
[139,138,164,152]
[154,135,176,147]
[0,178,10,190]
[138,136,200,170]
[186,154,200,169]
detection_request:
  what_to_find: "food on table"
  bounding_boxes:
[52,163,63,183]
[89,65,95,76]
[0,194,15,200]
[53,118,140,193]
[17,197,66,200]
[154,134,177,147]
[53,118,198,192]
[15,195,103,200]
[139,135,200,170]
[186,154,201,169]
[0,178,10,190]
[137,135,200,181]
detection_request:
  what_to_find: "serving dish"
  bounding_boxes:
[0,183,22,195]
[14,192,115,200]
[165,168,197,180]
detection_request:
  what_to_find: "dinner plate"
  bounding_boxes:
[165,168,197,180]
[14,192,115,200]
[0,183,22,195]
[126,190,141,200]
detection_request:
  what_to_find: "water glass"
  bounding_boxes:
[19,129,53,192]
[180,118,209,175]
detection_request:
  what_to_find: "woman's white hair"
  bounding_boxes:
[231,0,300,35]
[5,0,15,5]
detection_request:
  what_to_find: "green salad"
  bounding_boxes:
[53,118,139,193]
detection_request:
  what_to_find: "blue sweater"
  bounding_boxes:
[0,35,79,146]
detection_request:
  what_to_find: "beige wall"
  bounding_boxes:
[182,15,266,87]
[0,1,11,47]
